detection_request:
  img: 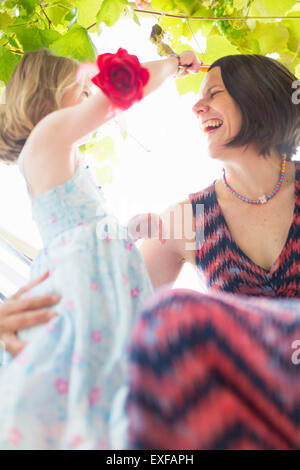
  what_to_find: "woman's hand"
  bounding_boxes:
[0,271,61,357]
[177,51,203,77]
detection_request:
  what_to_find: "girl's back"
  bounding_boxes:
[0,129,153,450]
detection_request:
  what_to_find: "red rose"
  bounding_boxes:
[91,48,150,110]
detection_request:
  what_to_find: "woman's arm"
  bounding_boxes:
[138,199,196,290]
[0,272,61,356]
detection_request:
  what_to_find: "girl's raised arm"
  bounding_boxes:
[31,52,201,151]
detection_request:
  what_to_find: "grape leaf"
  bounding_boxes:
[151,0,176,12]
[74,0,101,29]
[0,12,13,28]
[175,69,204,96]
[250,0,296,17]
[204,34,240,64]
[282,4,300,52]
[279,48,300,76]
[44,4,71,27]
[252,23,289,55]
[173,0,200,16]
[96,0,127,27]
[12,27,61,52]
[21,0,39,15]
[0,46,21,83]
[49,24,97,62]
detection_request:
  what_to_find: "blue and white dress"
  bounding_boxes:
[0,148,153,450]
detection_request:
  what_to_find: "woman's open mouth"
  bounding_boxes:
[203,119,223,134]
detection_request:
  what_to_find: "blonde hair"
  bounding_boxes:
[0,48,81,164]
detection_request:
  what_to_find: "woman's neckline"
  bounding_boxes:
[211,160,299,276]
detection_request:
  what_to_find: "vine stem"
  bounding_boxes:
[40,5,52,29]
[130,10,300,20]
[86,9,300,30]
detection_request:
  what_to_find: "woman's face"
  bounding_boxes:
[192,66,243,159]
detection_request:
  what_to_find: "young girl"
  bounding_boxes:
[0,47,201,449]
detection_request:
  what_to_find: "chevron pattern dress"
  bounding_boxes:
[126,160,300,450]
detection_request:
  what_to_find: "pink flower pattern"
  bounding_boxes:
[90,281,98,291]
[8,428,22,447]
[55,378,69,395]
[89,387,101,406]
[130,287,141,298]
[91,330,102,343]
[69,435,83,448]
[125,240,133,251]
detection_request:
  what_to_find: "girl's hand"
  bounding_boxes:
[0,271,61,357]
[177,51,203,77]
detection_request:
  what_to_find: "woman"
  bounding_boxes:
[126,54,300,450]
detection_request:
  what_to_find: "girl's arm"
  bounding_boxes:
[30,52,201,150]
[23,51,200,196]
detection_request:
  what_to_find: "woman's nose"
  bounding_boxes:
[192,100,209,116]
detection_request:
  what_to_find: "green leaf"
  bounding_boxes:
[172,0,199,16]
[278,48,300,76]
[175,71,204,96]
[44,5,71,27]
[295,64,300,79]
[185,4,214,38]
[7,36,19,49]
[73,0,101,28]
[49,24,97,62]
[282,4,300,52]
[151,0,175,12]
[13,27,61,52]
[250,0,296,17]
[204,34,240,65]
[0,12,13,28]
[0,46,21,83]
[252,23,289,54]
[252,38,261,54]
[96,0,126,27]
[21,0,39,15]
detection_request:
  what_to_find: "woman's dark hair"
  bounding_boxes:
[209,54,300,161]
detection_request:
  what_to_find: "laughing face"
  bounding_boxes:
[192,66,243,160]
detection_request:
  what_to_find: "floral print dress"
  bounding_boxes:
[0,148,153,450]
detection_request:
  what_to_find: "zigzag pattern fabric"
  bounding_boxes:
[188,161,300,298]
[126,162,300,449]
[126,289,300,450]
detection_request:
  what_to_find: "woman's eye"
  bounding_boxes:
[210,92,218,98]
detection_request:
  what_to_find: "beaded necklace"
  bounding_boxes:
[222,156,287,205]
